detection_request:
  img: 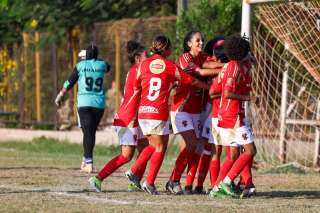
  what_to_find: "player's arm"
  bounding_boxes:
[55,67,79,106]
[224,90,250,101]
[176,67,210,90]
[197,67,220,77]
[196,54,223,76]
[202,61,224,69]
[209,77,221,99]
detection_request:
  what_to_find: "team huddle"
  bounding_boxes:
[83,32,256,198]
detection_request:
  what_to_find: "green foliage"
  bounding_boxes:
[174,0,241,56]
[0,0,176,47]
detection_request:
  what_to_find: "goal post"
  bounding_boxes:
[241,0,320,167]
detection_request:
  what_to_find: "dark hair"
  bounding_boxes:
[224,35,251,61]
[150,35,171,56]
[204,35,225,56]
[86,44,99,59]
[183,31,204,53]
[204,36,229,63]
[127,40,145,65]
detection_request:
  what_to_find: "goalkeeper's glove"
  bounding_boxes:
[55,91,65,107]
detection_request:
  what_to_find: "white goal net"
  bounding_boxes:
[249,0,320,167]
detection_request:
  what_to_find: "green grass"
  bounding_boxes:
[0,137,120,156]
[0,137,180,171]
[2,138,320,212]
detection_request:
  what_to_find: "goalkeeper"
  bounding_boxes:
[55,44,110,173]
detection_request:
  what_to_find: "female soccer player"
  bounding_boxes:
[55,44,110,173]
[88,41,148,192]
[167,31,220,194]
[210,35,256,198]
[195,37,228,194]
[125,35,209,195]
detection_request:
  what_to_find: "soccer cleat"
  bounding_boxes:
[233,181,245,195]
[125,170,142,190]
[219,182,237,197]
[142,181,159,195]
[240,184,256,199]
[208,188,228,199]
[184,185,193,195]
[193,186,206,195]
[165,180,183,195]
[88,176,102,192]
[127,183,142,192]
[81,162,93,173]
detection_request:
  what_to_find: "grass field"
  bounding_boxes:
[1,138,320,212]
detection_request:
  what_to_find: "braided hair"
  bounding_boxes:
[150,35,171,56]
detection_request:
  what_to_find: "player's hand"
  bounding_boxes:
[55,91,64,107]
[183,66,194,74]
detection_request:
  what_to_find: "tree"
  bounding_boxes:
[174,0,241,56]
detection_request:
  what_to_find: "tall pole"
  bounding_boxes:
[313,100,320,167]
[279,69,288,164]
[241,1,252,126]
[35,31,41,122]
[177,0,189,16]
[241,0,251,40]
[72,28,79,123]
[51,43,58,129]
[115,30,121,112]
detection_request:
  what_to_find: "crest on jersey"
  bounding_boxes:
[149,59,166,74]
[182,120,188,127]
[242,133,248,140]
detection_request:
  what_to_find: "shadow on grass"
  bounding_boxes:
[0,188,129,195]
[257,191,320,199]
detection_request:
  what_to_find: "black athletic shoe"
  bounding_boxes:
[125,170,142,190]
[193,186,206,195]
[142,181,159,195]
[165,180,183,195]
[184,185,193,195]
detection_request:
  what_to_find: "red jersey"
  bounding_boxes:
[113,64,141,127]
[171,52,208,114]
[135,54,193,121]
[209,67,223,118]
[217,60,252,128]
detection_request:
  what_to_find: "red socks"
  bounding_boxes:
[214,151,235,186]
[131,145,155,176]
[196,153,212,187]
[185,153,200,186]
[98,154,130,180]
[227,153,253,182]
[146,151,165,186]
[209,159,220,187]
[170,148,188,182]
[240,155,253,186]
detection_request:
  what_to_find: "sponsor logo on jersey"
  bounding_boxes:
[139,106,159,114]
[149,59,166,74]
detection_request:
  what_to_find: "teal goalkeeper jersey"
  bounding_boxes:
[63,59,110,109]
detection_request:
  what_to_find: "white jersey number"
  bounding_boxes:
[147,77,162,101]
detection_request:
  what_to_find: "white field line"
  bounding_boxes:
[1,184,320,208]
